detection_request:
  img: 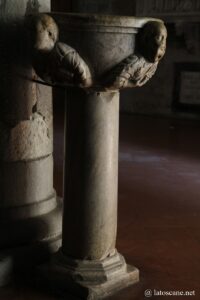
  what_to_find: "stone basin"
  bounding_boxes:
[49,13,162,81]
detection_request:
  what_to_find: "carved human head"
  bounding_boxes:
[30,14,59,52]
[137,21,167,63]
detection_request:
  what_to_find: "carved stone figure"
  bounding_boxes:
[28,16,167,91]
[103,54,158,90]
[104,21,167,90]
[28,14,92,87]
[137,21,167,62]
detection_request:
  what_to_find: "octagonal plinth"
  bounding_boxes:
[39,250,138,299]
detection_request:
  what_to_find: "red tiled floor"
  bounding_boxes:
[1,113,200,299]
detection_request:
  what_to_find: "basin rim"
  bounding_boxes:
[48,13,163,33]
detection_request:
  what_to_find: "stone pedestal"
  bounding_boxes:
[0,1,62,285]
[39,89,138,299]
[30,12,167,299]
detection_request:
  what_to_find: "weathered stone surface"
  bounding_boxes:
[36,84,53,140]
[0,155,54,207]
[0,1,62,285]
[63,90,119,261]
[0,0,50,20]
[2,113,52,162]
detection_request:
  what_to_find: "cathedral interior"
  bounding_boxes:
[0,1,200,300]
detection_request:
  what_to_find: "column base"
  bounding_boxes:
[38,250,139,299]
[0,197,62,249]
[0,198,62,287]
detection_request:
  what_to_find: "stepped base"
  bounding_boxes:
[38,250,139,299]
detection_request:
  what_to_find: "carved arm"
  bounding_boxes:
[103,21,167,90]
[27,14,92,88]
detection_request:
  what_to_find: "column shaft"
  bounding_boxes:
[63,89,119,260]
[0,0,61,251]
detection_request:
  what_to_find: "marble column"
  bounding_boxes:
[0,1,62,286]
[63,89,119,261]
[30,13,167,299]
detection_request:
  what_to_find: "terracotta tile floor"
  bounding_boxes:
[1,113,200,299]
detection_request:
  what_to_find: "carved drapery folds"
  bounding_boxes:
[104,21,167,90]
[27,14,92,88]
[28,14,167,91]
[103,54,158,89]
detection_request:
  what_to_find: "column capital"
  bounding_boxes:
[27,13,167,92]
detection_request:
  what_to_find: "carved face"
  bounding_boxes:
[138,21,167,63]
[34,14,59,51]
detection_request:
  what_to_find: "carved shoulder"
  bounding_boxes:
[28,14,92,88]
[104,54,158,90]
[103,20,167,90]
